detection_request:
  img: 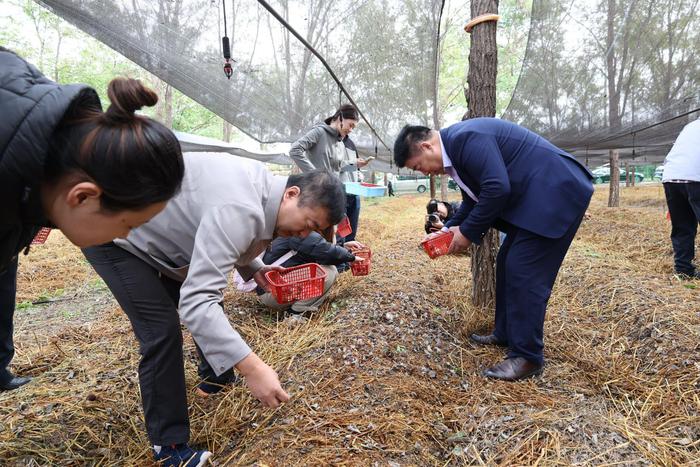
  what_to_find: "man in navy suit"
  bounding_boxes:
[394,118,593,381]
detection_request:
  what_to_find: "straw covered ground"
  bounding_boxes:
[1,183,698,466]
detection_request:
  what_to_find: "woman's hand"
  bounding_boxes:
[447,226,472,254]
[235,353,290,408]
[357,158,370,168]
[253,265,284,292]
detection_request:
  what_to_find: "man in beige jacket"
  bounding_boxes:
[83,152,346,466]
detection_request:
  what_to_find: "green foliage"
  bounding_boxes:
[0,1,237,141]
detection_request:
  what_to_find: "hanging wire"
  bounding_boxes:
[217,0,222,56]
[221,0,233,79]
[222,0,227,37]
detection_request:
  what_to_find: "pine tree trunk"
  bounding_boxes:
[464,0,499,308]
[155,79,174,129]
[430,175,436,198]
[440,174,448,200]
[608,150,620,207]
[223,120,233,142]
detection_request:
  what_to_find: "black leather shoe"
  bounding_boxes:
[483,357,543,381]
[470,333,508,347]
[0,375,32,391]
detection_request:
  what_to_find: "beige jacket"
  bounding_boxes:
[116,152,287,375]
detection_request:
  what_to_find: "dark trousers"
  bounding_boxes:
[344,194,361,242]
[664,182,700,275]
[83,243,234,445]
[492,213,585,365]
[0,257,18,384]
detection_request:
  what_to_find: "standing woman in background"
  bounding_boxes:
[289,103,370,240]
[0,47,185,391]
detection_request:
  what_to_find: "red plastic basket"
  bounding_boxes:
[31,227,52,245]
[350,247,372,276]
[265,263,327,304]
[337,216,352,238]
[420,231,454,259]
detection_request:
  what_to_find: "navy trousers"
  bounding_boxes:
[492,212,585,365]
[0,257,18,384]
[664,182,700,275]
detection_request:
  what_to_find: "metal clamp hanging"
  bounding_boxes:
[221,0,234,79]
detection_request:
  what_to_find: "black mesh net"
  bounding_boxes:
[503,0,700,165]
[35,0,699,167]
[36,0,445,167]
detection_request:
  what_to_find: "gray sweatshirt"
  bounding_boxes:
[289,123,358,179]
[115,152,287,376]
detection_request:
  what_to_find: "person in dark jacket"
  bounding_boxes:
[257,232,364,313]
[0,47,184,397]
[394,118,593,381]
[424,198,461,233]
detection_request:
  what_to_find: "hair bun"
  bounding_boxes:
[105,77,158,122]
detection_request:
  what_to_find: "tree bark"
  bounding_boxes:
[625,161,630,187]
[465,0,499,308]
[631,165,636,187]
[440,174,448,201]
[154,79,173,129]
[608,150,620,207]
[429,175,436,199]
[223,120,233,142]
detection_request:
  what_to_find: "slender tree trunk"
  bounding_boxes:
[608,150,620,207]
[162,84,173,129]
[430,175,436,198]
[631,165,636,187]
[223,120,233,142]
[53,32,63,82]
[154,79,173,129]
[440,174,448,201]
[465,0,499,308]
[625,161,630,187]
[606,0,620,129]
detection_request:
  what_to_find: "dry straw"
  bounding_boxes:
[1,184,698,465]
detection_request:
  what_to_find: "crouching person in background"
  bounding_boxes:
[82,155,346,467]
[257,231,366,315]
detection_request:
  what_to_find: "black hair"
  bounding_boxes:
[286,170,346,225]
[324,103,359,125]
[426,198,454,217]
[393,124,432,168]
[46,77,185,211]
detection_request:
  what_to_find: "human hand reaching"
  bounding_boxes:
[253,265,285,292]
[236,352,290,408]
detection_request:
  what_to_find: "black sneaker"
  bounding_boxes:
[196,372,239,397]
[153,443,211,466]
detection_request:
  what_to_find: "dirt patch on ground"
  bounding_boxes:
[1,186,698,465]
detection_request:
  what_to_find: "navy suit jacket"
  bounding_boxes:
[442,118,593,244]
